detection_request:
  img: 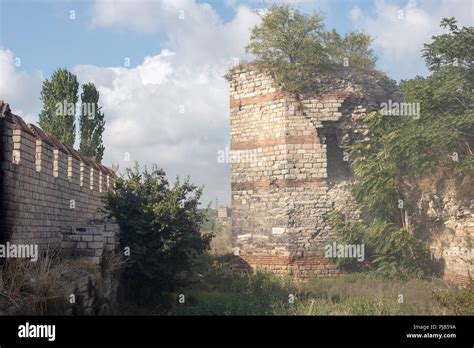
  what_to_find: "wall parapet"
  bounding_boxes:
[2,105,115,186]
[0,100,117,248]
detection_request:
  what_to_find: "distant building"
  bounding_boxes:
[217,205,232,221]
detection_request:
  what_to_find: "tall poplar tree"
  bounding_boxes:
[38,68,79,146]
[79,83,105,162]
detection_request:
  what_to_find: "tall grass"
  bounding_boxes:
[0,248,123,315]
[167,254,473,316]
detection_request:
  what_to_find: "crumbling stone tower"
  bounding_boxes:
[229,62,398,279]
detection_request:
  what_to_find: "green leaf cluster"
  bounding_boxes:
[244,5,376,93]
[39,69,106,161]
[79,83,105,162]
[102,164,213,302]
[329,211,430,278]
[331,18,473,278]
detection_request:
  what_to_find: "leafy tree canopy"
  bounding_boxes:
[39,68,79,146]
[333,18,473,278]
[79,83,106,163]
[244,5,376,92]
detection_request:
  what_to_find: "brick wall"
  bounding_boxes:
[0,101,121,311]
[228,63,472,285]
[0,102,116,251]
[421,176,474,285]
[228,63,396,279]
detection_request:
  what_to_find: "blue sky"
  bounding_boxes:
[0,0,472,205]
[2,0,376,77]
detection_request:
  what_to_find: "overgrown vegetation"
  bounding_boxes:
[102,164,213,304]
[244,5,376,93]
[329,211,430,278]
[330,18,473,278]
[0,249,113,315]
[164,257,472,316]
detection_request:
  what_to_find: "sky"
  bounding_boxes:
[0,0,472,206]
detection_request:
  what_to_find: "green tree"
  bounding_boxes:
[79,83,105,162]
[245,5,327,92]
[245,5,377,92]
[39,68,79,146]
[422,17,473,71]
[336,18,473,278]
[102,164,213,303]
[350,17,473,225]
[323,29,376,69]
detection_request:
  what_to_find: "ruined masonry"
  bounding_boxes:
[229,63,473,284]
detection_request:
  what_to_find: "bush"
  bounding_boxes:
[329,211,431,278]
[433,285,474,315]
[102,164,213,304]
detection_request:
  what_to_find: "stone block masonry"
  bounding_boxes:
[60,220,120,264]
[0,101,121,312]
[228,63,398,280]
[229,63,472,285]
[0,101,117,251]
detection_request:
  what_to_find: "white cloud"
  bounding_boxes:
[350,0,473,80]
[349,6,363,21]
[243,0,329,13]
[80,0,261,204]
[0,49,43,123]
[73,49,234,204]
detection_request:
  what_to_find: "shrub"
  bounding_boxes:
[329,211,431,278]
[433,285,474,315]
[102,164,213,303]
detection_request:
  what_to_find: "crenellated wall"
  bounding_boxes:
[0,101,121,312]
[0,101,117,253]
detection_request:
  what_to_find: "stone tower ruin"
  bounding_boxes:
[229,63,398,279]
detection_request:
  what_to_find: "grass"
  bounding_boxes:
[0,248,124,315]
[206,220,233,256]
[167,254,474,316]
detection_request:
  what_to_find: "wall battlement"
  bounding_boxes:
[0,100,121,312]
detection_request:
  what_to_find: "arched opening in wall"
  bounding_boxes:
[319,122,353,186]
